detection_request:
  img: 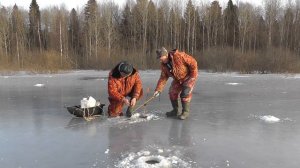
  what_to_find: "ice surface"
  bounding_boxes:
[1,70,300,168]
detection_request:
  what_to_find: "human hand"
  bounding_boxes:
[153,91,160,97]
[122,98,130,106]
[130,98,137,106]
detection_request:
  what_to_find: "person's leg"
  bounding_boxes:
[166,80,182,117]
[108,98,124,117]
[179,78,196,120]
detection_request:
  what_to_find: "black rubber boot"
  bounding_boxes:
[166,100,179,117]
[126,106,133,118]
[179,101,190,120]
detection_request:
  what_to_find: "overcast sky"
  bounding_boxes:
[0,0,265,11]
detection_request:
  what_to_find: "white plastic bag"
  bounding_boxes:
[87,96,96,108]
[80,96,97,108]
[81,98,88,108]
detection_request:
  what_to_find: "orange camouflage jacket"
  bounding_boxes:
[108,65,143,101]
[155,49,198,92]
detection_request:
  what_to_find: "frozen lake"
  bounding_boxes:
[1,70,300,168]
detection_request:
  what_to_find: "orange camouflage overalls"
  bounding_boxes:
[107,65,143,117]
[155,49,198,102]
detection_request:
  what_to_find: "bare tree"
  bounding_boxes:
[100,1,119,60]
[0,7,10,60]
[264,0,281,47]
[10,4,26,67]
[239,2,254,53]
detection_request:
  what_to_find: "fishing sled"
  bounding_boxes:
[66,104,105,117]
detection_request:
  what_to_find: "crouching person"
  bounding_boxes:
[107,61,143,117]
[154,47,198,120]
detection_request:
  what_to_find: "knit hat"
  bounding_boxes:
[156,47,168,59]
[118,62,133,75]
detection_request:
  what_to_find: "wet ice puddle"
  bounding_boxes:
[116,147,195,168]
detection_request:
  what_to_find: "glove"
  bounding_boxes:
[180,86,191,98]
[153,91,160,97]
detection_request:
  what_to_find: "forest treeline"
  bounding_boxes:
[0,0,300,73]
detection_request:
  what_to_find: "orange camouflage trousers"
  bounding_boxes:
[108,91,143,117]
[169,77,196,102]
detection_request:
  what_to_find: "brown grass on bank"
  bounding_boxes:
[199,47,300,73]
[0,50,73,73]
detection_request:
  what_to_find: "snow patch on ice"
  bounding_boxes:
[34,84,45,87]
[259,115,280,123]
[250,114,294,123]
[146,115,154,120]
[250,114,280,123]
[284,74,300,79]
[137,151,151,156]
[226,160,230,167]
[283,117,293,122]
[250,114,282,123]
[233,75,250,78]
[225,82,242,86]
[128,114,160,124]
[157,149,164,153]
[131,113,141,119]
[105,111,163,127]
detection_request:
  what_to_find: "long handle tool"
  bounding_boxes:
[131,95,157,118]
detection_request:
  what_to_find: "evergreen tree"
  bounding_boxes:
[29,0,42,51]
[224,0,239,48]
[120,4,132,51]
[69,9,80,54]
[282,8,294,49]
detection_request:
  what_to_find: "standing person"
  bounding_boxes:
[153,47,198,120]
[107,61,143,117]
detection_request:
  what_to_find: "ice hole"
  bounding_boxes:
[144,156,161,165]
